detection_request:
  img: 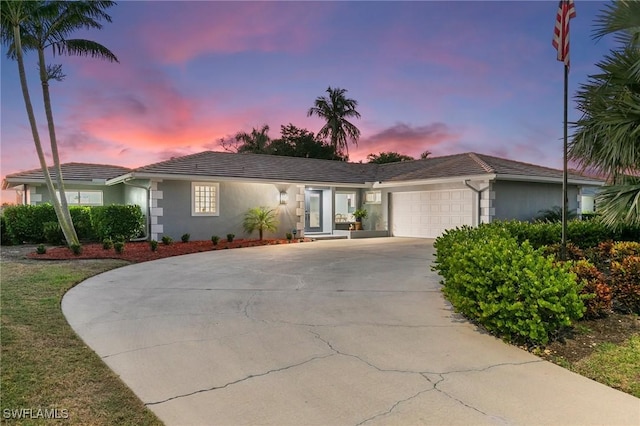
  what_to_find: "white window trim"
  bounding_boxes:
[191,182,220,216]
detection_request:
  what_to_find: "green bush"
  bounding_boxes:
[149,240,158,252]
[36,244,46,254]
[227,233,235,243]
[0,215,14,245]
[433,225,585,345]
[43,221,64,245]
[3,204,56,243]
[69,206,93,240]
[114,241,125,254]
[69,243,83,256]
[90,205,144,241]
[211,235,220,246]
[102,238,113,250]
[161,236,173,245]
[181,233,190,243]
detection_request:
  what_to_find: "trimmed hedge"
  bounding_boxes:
[433,225,585,345]
[3,204,144,243]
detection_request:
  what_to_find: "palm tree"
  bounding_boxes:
[307,86,361,156]
[569,1,640,228]
[236,125,271,154]
[1,0,118,245]
[243,207,279,240]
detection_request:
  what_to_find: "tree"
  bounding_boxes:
[268,124,346,160]
[307,86,361,156]
[569,1,640,228]
[420,150,432,159]
[367,151,414,164]
[1,0,118,245]
[235,124,271,154]
[243,206,279,240]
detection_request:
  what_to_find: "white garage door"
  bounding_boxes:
[391,190,473,238]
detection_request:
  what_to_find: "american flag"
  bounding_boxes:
[552,0,577,68]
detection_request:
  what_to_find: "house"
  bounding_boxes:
[2,151,604,241]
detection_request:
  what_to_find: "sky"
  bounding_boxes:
[0,0,618,203]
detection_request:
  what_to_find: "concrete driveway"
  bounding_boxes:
[63,238,639,425]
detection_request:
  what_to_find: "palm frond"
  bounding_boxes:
[52,39,118,62]
[596,182,640,229]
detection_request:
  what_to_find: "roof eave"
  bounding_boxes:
[495,173,605,186]
[372,174,496,188]
[124,172,371,188]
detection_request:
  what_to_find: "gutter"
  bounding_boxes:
[464,179,489,226]
[123,179,150,241]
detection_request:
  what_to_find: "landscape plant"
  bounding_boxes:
[242,207,278,240]
[113,241,125,254]
[211,235,220,246]
[433,225,585,345]
[161,236,172,245]
[181,233,190,243]
[36,243,46,254]
[610,256,640,314]
[149,240,158,252]
[69,243,82,256]
[102,238,113,250]
[227,233,235,243]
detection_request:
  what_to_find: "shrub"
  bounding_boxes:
[286,232,293,241]
[181,233,190,243]
[433,224,584,345]
[90,205,144,241]
[0,215,14,245]
[69,206,93,240]
[610,242,640,262]
[227,233,235,243]
[102,238,113,250]
[610,256,640,314]
[3,204,56,242]
[211,235,220,246]
[43,221,64,245]
[69,243,83,256]
[114,241,125,254]
[36,244,46,255]
[149,240,158,252]
[541,242,584,261]
[570,260,612,319]
[161,236,173,245]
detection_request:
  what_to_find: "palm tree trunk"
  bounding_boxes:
[13,23,75,246]
[38,47,79,245]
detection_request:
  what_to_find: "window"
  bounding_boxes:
[365,191,382,204]
[334,191,357,222]
[58,190,103,206]
[192,182,219,216]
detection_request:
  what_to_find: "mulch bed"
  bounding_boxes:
[27,238,311,263]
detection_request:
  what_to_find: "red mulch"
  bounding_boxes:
[28,238,311,263]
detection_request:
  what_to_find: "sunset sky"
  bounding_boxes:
[0,1,616,202]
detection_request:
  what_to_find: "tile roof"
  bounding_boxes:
[5,163,132,182]
[4,152,604,188]
[132,151,377,184]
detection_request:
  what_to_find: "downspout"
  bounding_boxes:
[123,180,150,241]
[464,180,484,226]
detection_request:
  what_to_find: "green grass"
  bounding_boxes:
[572,335,640,398]
[1,260,163,425]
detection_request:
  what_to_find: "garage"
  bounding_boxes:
[391,189,474,238]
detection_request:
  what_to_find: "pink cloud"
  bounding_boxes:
[135,2,331,65]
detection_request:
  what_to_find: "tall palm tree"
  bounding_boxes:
[2,0,118,245]
[307,86,361,156]
[235,124,271,154]
[569,1,640,229]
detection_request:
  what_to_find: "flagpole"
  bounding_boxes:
[561,64,568,261]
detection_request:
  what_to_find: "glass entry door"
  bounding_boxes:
[305,190,323,232]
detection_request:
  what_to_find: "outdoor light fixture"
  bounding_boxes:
[279,191,288,205]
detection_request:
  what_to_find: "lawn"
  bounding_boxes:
[0,257,162,425]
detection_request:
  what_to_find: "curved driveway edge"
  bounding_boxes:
[63,238,640,425]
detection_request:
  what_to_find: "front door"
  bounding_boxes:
[305,190,323,233]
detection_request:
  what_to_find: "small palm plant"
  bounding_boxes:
[243,207,279,240]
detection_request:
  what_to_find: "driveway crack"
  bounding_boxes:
[144,353,336,406]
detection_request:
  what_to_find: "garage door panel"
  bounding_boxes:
[392,190,473,238]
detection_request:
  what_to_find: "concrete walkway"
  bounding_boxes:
[63,238,640,425]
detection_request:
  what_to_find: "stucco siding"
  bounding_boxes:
[492,180,579,221]
[157,180,298,240]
